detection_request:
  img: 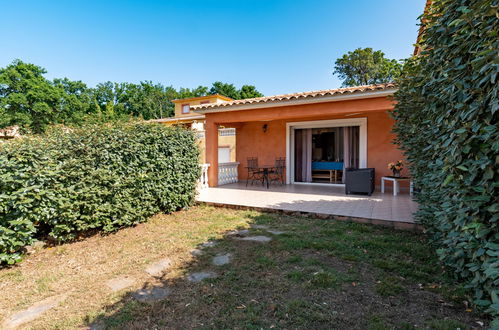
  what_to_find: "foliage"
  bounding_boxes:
[0,60,64,133]
[176,86,210,99]
[209,81,241,99]
[239,84,264,99]
[209,81,263,99]
[0,60,265,132]
[0,123,200,265]
[333,48,402,87]
[92,81,178,120]
[392,0,498,319]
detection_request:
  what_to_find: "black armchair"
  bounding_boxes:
[345,168,375,196]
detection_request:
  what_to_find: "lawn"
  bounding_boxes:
[0,206,487,329]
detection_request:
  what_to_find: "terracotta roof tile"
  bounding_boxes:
[192,83,396,112]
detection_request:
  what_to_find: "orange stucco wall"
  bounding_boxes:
[204,96,407,188]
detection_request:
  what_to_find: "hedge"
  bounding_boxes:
[0,123,200,265]
[392,0,498,319]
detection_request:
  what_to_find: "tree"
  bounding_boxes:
[52,78,93,124]
[125,81,174,119]
[239,85,263,99]
[0,59,265,127]
[176,86,209,99]
[93,81,116,111]
[208,82,264,100]
[333,48,402,87]
[209,81,240,99]
[0,60,63,133]
[91,81,178,120]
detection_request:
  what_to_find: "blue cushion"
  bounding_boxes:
[312,162,344,170]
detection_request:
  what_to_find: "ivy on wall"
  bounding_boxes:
[0,123,200,265]
[392,0,498,319]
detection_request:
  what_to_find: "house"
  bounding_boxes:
[191,83,405,189]
[0,125,21,142]
[152,94,237,164]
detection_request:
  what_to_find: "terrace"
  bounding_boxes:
[197,182,419,230]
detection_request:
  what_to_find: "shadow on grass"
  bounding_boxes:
[86,211,484,329]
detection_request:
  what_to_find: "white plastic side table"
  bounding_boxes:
[381,176,413,196]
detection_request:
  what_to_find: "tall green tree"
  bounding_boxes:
[209,81,240,99]
[0,59,266,128]
[125,81,175,119]
[92,81,178,119]
[52,77,93,124]
[176,82,264,101]
[239,85,264,99]
[333,48,402,87]
[93,81,116,111]
[0,60,63,132]
[176,86,209,99]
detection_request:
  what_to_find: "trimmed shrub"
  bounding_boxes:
[392,0,498,319]
[0,123,200,264]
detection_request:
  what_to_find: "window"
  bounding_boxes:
[219,128,236,136]
[182,104,190,114]
[218,147,231,163]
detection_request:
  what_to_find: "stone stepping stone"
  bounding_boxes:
[2,293,67,329]
[187,271,217,282]
[145,258,171,277]
[237,235,272,243]
[132,286,171,302]
[190,248,204,257]
[200,241,217,248]
[227,229,250,236]
[105,276,134,292]
[251,224,269,229]
[212,253,231,266]
[267,230,286,235]
[251,224,285,235]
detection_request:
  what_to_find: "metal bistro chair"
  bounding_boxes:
[246,157,264,186]
[270,157,286,185]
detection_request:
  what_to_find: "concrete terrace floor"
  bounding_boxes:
[197,182,418,226]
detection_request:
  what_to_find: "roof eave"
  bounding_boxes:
[171,94,233,103]
[148,115,206,123]
[193,89,397,114]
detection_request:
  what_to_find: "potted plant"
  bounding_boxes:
[387,160,404,177]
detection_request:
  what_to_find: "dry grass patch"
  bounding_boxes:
[0,206,490,329]
[0,206,252,329]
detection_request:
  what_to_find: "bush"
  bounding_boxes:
[0,123,200,264]
[392,0,498,319]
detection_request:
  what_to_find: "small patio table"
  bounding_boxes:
[258,165,276,189]
[381,176,413,196]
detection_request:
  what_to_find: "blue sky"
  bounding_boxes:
[0,1,425,95]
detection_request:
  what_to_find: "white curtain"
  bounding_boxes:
[295,128,312,182]
[301,128,312,182]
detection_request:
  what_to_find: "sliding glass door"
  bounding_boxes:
[294,126,359,184]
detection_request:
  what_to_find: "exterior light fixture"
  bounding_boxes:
[262,124,268,133]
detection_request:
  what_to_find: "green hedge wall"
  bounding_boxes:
[392,0,498,319]
[0,123,200,264]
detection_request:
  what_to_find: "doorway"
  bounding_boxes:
[286,118,367,185]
